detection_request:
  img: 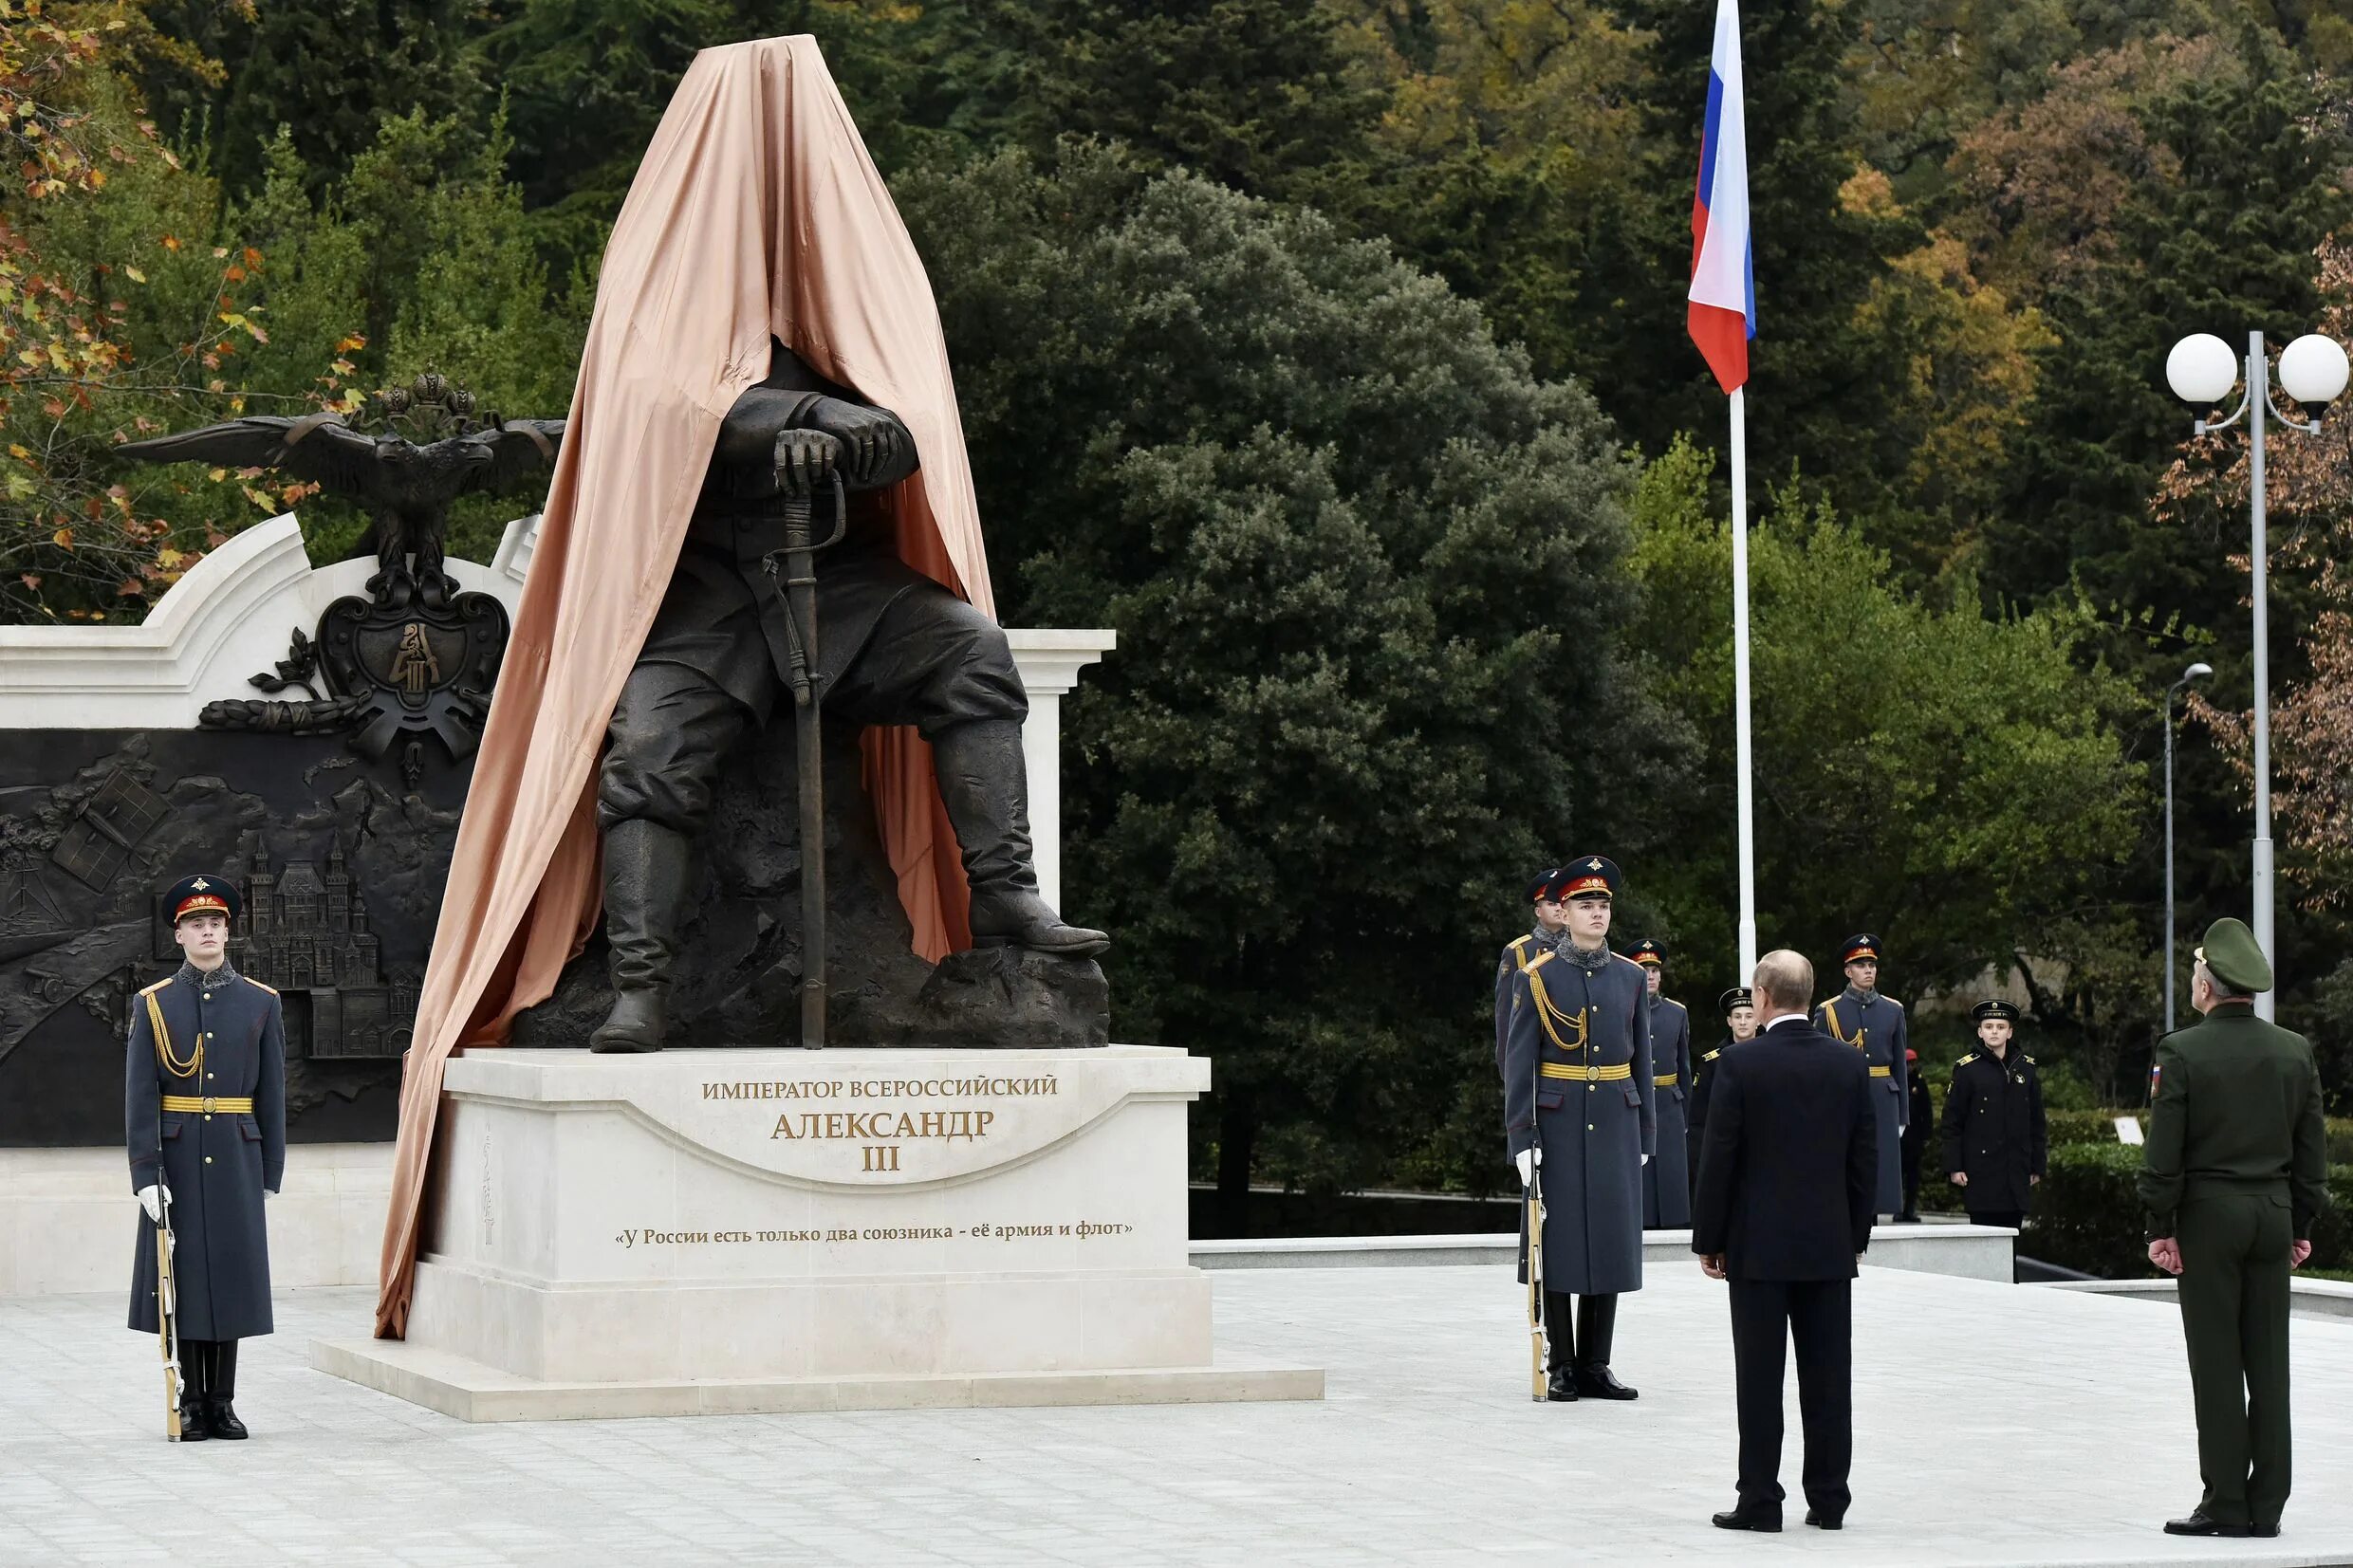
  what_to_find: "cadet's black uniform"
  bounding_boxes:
[1687,987,1751,1190]
[127,876,287,1442]
[1941,1044,2045,1229]
[1899,1062,1932,1220]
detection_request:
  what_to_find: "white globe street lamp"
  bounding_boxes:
[2164,328,2347,1018]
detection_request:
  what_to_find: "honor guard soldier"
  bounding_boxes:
[1899,1050,1932,1222]
[128,875,287,1440]
[1813,934,1909,1218]
[1941,1002,2046,1233]
[1500,857,1654,1401]
[2140,919,2331,1540]
[1688,986,1755,1185]
[1629,939,1693,1228]
[1495,868,1567,1077]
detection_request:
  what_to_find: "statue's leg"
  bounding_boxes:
[592,658,756,1050]
[829,590,1108,956]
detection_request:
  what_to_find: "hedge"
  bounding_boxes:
[2018,1145,2353,1279]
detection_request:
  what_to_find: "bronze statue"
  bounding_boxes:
[589,341,1108,1053]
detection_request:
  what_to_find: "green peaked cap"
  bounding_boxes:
[2196,916,2272,994]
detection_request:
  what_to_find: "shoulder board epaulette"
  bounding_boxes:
[2022,1055,2035,1065]
[1885,997,1905,1010]
[138,977,174,996]
[1955,1053,1976,1067]
[1662,997,1687,1012]
[1508,935,1533,955]
[1700,1047,1722,1062]
[1525,950,1555,972]
[242,977,279,996]
[1611,953,1643,970]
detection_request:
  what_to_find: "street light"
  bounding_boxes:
[2164,329,2348,1020]
[2164,660,2213,1035]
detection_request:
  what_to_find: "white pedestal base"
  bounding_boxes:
[316,1045,1320,1418]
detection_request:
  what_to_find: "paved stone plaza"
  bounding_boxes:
[4,1261,2350,1566]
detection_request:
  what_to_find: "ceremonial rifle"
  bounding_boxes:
[155,1155,182,1440]
[761,452,848,1048]
[1526,983,1548,1401]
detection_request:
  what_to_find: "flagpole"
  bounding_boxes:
[1730,387,1755,982]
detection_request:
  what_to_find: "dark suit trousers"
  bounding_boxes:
[1729,1278,1853,1514]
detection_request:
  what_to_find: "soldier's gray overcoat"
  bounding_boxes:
[1501,945,1654,1295]
[1814,987,1909,1213]
[126,964,287,1340]
[1642,996,1694,1228]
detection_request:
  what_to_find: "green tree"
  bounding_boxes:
[897,145,1691,1217]
[1625,437,2152,1091]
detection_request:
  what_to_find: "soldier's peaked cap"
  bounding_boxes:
[1554,856,1621,900]
[1839,933,1882,966]
[1627,938,1666,966]
[165,873,241,926]
[1525,867,1563,903]
[2196,916,2272,994]
[1971,999,2020,1024]
[1718,986,1753,1013]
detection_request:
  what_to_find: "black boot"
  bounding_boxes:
[1543,1290,1578,1400]
[590,819,695,1052]
[175,1338,211,1442]
[1574,1295,1638,1399]
[204,1339,247,1439]
[929,720,1110,956]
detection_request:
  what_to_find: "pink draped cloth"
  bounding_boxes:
[374,36,993,1337]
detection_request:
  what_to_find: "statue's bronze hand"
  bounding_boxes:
[800,397,903,486]
[772,429,843,493]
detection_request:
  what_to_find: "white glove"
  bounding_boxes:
[137,1185,168,1223]
[1514,1149,1536,1187]
[1642,1153,1652,1166]
[265,1189,278,1201]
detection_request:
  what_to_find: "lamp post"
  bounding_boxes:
[2164,660,2213,1035]
[2164,329,2350,1020]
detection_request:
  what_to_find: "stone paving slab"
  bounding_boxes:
[5,1260,2351,1565]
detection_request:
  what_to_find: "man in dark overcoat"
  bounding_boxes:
[1812,933,1909,1216]
[1695,950,1877,1534]
[1628,938,1693,1228]
[127,875,287,1440]
[1500,856,1653,1402]
[1941,1000,2046,1232]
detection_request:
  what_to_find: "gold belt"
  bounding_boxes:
[1869,1066,1892,1079]
[160,1096,253,1115]
[1653,1073,1679,1087]
[1542,1061,1633,1081]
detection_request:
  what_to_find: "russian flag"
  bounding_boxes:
[1688,0,1754,395]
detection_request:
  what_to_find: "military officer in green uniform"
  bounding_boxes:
[127,875,287,1441]
[1813,934,1909,1217]
[1628,938,1693,1228]
[1687,986,1755,1186]
[2140,918,2330,1540]
[1499,857,1654,1401]
[1941,1000,2046,1233]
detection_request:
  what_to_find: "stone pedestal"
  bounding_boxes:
[314,1046,1320,1419]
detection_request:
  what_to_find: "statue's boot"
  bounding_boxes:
[590,818,695,1052]
[930,719,1110,956]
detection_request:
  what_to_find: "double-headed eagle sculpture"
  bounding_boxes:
[120,374,565,605]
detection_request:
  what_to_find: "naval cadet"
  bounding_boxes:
[1941,1001,2046,1233]
[1495,868,1567,1079]
[1628,938,1693,1229]
[1688,985,1756,1186]
[127,875,287,1441]
[1500,857,1653,1401]
[2140,919,2330,1540]
[1812,934,1909,1218]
